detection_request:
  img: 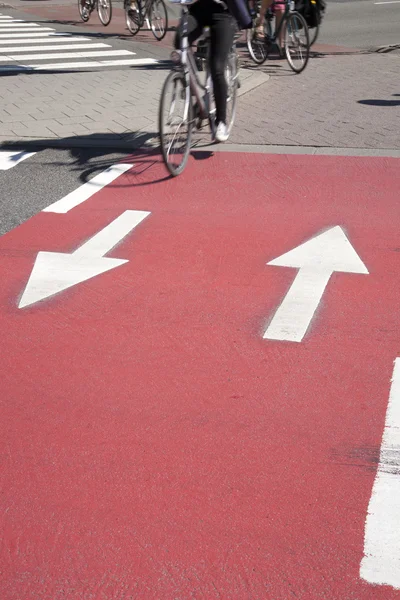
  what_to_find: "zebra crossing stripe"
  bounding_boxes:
[0,36,90,44]
[0,32,67,38]
[0,58,159,72]
[0,27,54,33]
[0,43,111,53]
[0,23,41,28]
[0,16,161,73]
[0,49,134,61]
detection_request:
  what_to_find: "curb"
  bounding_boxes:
[192,143,400,158]
[2,136,399,159]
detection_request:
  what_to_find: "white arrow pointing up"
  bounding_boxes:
[264,226,368,342]
[19,210,150,309]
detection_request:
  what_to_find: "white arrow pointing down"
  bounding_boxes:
[264,226,369,342]
[19,210,150,309]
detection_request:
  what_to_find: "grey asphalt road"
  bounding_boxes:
[0,147,136,235]
[3,0,399,50]
[319,0,400,49]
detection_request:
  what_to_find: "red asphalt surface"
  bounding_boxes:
[1,152,399,599]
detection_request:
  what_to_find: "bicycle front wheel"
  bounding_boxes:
[149,0,168,41]
[246,21,268,65]
[159,70,193,177]
[284,12,310,73]
[97,0,112,25]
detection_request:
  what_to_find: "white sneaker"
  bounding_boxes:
[215,121,229,143]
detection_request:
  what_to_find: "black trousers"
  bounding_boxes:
[175,1,236,125]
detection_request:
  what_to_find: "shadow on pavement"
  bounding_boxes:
[358,95,400,107]
[0,131,175,186]
[0,61,169,77]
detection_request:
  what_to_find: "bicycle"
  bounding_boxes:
[247,0,310,73]
[78,0,112,26]
[295,0,326,46]
[158,0,239,177]
[125,0,168,41]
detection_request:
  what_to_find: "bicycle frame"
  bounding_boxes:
[172,6,215,130]
[267,0,295,43]
[125,0,156,26]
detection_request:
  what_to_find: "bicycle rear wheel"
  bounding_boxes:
[159,70,193,177]
[284,12,309,73]
[126,0,142,35]
[149,0,168,41]
[97,0,112,25]
[78,0,90,22]
[246,20,268,65]
[309,22,319,46]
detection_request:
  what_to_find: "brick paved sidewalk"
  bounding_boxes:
[0,63,269,148]
[0,18,398,151]
[232,49,400,150]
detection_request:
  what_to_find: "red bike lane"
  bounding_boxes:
[0,151,399,599]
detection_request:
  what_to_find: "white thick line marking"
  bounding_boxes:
[0,150,36,170]
[0,28,54,36]
[264,226,368,342]
[0,42,110,52]
[0,32,67,38]
[375,1,400,4]
[0,27,51,33]
[2,49,134,61]
[36,58,159,69]
[43,164,133,214]
[360,358,400,589]
[0,57,159,71]
[0,35,89,44]
[19,210,150,309]
[0,23,41,27]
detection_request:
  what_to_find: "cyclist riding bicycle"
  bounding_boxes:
[175,0,251,143]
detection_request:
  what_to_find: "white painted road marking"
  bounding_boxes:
[0,36,90,45]
[43,164,134,214]
[0,33,85,42]
[360,358,400,589]
[0,49,134,61]
[264,226,369,342]
[0,30,54,37]
[375,1,400,4]
[0,23,41,27]
[19,210,150,309]
[0,43,111,52]
[0,150,36,170]
[0,58,159,72]
[0,27,54,33]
